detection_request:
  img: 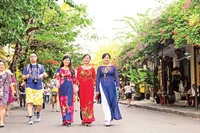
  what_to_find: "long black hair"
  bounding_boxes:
[60,55,75,77]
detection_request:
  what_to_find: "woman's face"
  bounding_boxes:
[63,58,70,66]
[83,55,91,65]
[103,55,110,64]
[0,62,5,71]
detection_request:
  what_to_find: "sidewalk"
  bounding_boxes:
[119,99,200,119]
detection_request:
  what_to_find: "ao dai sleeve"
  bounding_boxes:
[76,67,81,85]
[40,65,45,74]
[96,67,101,92]
[114,66,120,88]
[7,73,12,85]
[92,67,96,86]
[56,68,61,81]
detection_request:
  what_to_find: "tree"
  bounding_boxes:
[0,0,92,73]
[92,42,122,68]
[115,0,200,78]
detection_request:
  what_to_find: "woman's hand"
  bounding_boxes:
[56,80,60,88]
[12,91,18,99]
[95,92,99,95]
[95,92,100,101]
[95,92,100,97]
[116,86,120,90]
[73,84,77,88]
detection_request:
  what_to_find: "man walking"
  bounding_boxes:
[22,53,47,125]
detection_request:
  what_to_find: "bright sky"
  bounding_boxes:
[73,0,162,40]
[74,0,162,39]
[58,0,173,53]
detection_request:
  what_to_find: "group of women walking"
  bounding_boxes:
[55,53,122,127]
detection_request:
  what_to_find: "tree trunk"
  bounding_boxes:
[9,42,21,73]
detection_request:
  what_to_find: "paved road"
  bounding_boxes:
[2,103,200,133]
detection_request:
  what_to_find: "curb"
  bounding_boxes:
[119,101,200,119]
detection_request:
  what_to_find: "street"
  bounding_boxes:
[2,103,200,133]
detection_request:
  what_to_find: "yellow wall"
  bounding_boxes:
[190,46,195,84]
[190,46,199,85]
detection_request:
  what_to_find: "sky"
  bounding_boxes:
[57,0,173,53]
[73,0,162,40]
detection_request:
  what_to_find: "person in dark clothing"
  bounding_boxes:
[19,80,26,108]
[172,68,181,92]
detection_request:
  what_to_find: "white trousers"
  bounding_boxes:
[100,83,111,125]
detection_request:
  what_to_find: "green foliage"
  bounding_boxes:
[126,68,154,86]
[0,0,93,76]
[115,0,199,79]
[93,43,122,68]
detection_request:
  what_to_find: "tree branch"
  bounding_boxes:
[30,41,52,47]
[26,26,41,35]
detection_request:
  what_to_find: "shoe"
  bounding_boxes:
[0,124,4,128]
[28,118,33,125]
[56,110,59,112]
[6,113,10,116]
[81,122,85,125]
[0,122,4,128]
[36,113,41,122]
[106,124,111,127]
[67,122,71,126]
[105,121,111,127]
[86,123,91,127]
[62,121,67,125]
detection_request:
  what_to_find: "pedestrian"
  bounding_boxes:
[56,55,75,126]
[42,82,46,109]
[124,81,134,107]
[6,69,17,116]
[44,83,50,104]
[50,76,59,112]
[182,84,199,107]
[119,83,125,100]
[22,53,47,125]
[96,53,122,127]
[0,60,12,127]
[76,54,95,127]
[19,80,26,108]
[130,81,135,102]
